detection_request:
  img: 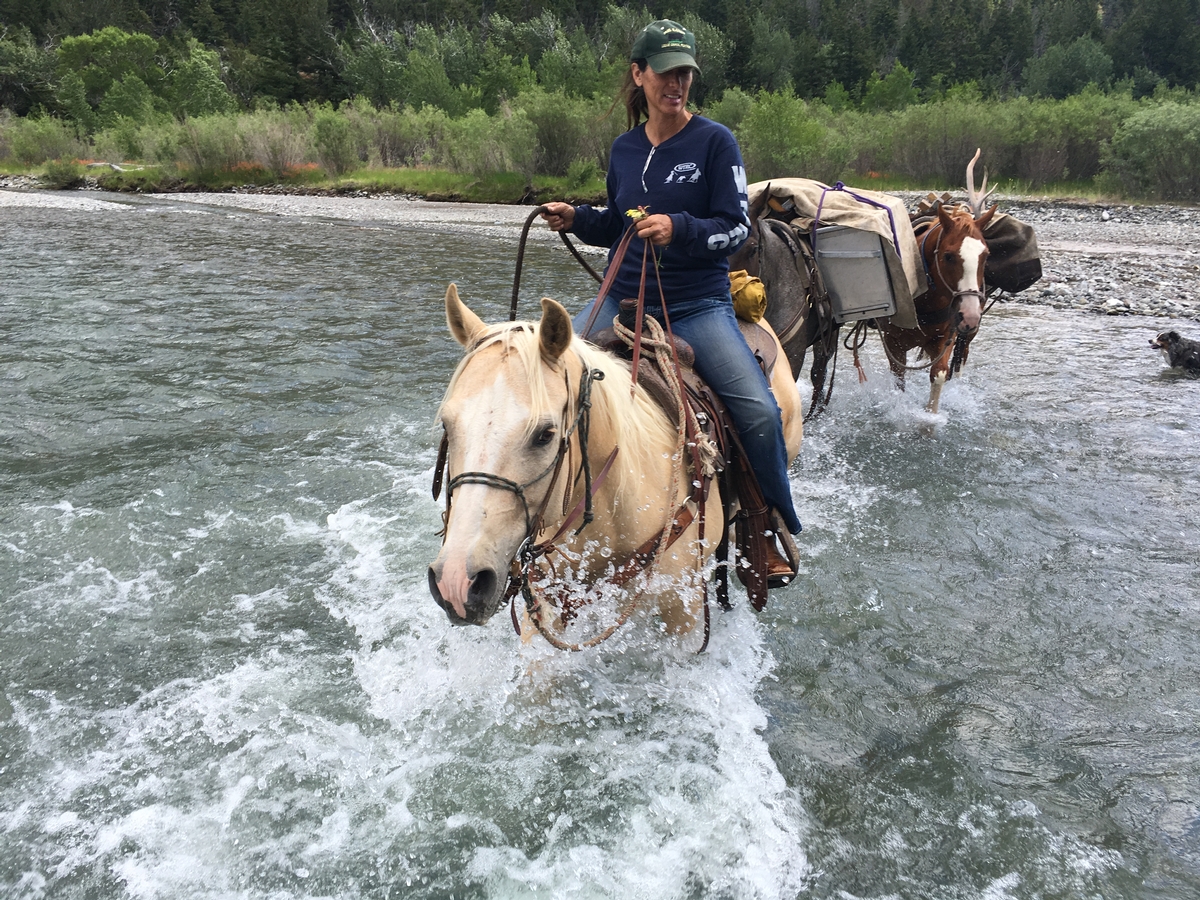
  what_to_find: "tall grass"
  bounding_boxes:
[0,114,85,166]
[1,88,1197,200]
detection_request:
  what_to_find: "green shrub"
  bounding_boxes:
[312,102,365,176]
[512,87,594,177]
[370,103,449,168]
[168,41,238,119]
[1054,89,1139,182]
[1023,37,1114,100]
[862,64,919,112]
[1011,90,1137,185]
[178,114,245,173]
[706,87,754,131]
[566,157,601,189]
[42,158,85,188]
[821,82,855,113]
[884,89,1012,185]
[1102,101,1200,200]
[239,104,313,177]
[3,116,84,166]
[443,106,537,178]
[832,108,893,178]
[97,75,159,127]
[737,88,852,183]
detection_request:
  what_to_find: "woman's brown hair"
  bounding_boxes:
[620,61,649,131]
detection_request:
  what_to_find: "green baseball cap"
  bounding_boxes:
[630,20,700,74]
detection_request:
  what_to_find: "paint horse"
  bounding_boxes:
[428,284,803,648]
[879,151,997,413]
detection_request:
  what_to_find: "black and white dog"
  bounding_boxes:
[1150,331,1200,374]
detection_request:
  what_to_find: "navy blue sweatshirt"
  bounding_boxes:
[570,115,750,304]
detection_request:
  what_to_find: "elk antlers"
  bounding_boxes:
[965,148,997,217]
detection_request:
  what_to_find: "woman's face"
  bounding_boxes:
[632,63,694,119]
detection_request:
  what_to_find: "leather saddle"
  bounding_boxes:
[588,299,793,611]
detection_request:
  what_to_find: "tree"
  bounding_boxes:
[746,12,795,91]
[56,26,162,107]
[1023,35,1113,97]
[1033,0,1101,50]
[340,37,407,107]
[168,40,238,118]
[0,26,58,115]
[984,0,1035,94]
[862,62,919,110]
[1106,0,1200,88]
[820,0,879,97]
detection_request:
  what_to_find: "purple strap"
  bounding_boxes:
[813,181,903,259]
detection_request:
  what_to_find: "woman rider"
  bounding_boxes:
[540,19,800,578]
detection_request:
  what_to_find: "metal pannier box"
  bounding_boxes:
[812,225,898,323]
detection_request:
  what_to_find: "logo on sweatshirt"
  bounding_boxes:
[665,162,701,184]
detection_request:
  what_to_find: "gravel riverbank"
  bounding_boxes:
[935,193,1200,322]
[4,179,1198,323]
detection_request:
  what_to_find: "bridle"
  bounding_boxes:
[433,347,608,546]
[918,215,988,329]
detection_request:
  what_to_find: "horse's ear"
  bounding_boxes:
[538,297,573,362]
[445,283,487,347]
[936,202,955,231]
[975,202,999,229]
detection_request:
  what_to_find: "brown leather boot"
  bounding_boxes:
[766,510,798,588]
[766,542,796,587]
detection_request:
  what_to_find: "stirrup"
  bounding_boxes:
[766,510,799,589]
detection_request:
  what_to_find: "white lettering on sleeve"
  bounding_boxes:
[732,165,750,224]
[706,164,752,250]
[707,222,748,251]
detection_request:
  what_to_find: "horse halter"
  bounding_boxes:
[920,217,987,326]
[432,359,606,546]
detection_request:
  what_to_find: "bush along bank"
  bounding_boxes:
[3,86,1199,203]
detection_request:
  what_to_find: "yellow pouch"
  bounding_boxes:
[730,269,767,323]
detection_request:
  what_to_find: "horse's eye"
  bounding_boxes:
[944,252,958,263]
[533,426,556,447]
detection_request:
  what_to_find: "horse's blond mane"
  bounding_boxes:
[438,319,677,489]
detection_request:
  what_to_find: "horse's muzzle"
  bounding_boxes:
[954,294,983,334]
[427,566,501,626]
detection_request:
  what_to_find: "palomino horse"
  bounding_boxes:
[428,284,803,647]
[879,154,997,413]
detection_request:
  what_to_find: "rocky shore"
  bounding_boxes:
[895,191,1200,322]
[4,176,1198,323]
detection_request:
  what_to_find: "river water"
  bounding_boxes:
[2,191,1198,900]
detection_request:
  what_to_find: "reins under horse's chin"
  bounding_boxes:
[506,396,708,651]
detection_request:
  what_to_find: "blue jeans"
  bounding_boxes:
[576,292,802,535]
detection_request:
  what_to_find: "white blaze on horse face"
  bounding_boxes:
[435,364,536,620]
[957,236,987,331]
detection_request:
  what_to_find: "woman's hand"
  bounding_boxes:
[634,213,674,246]
[540,202,575,232]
